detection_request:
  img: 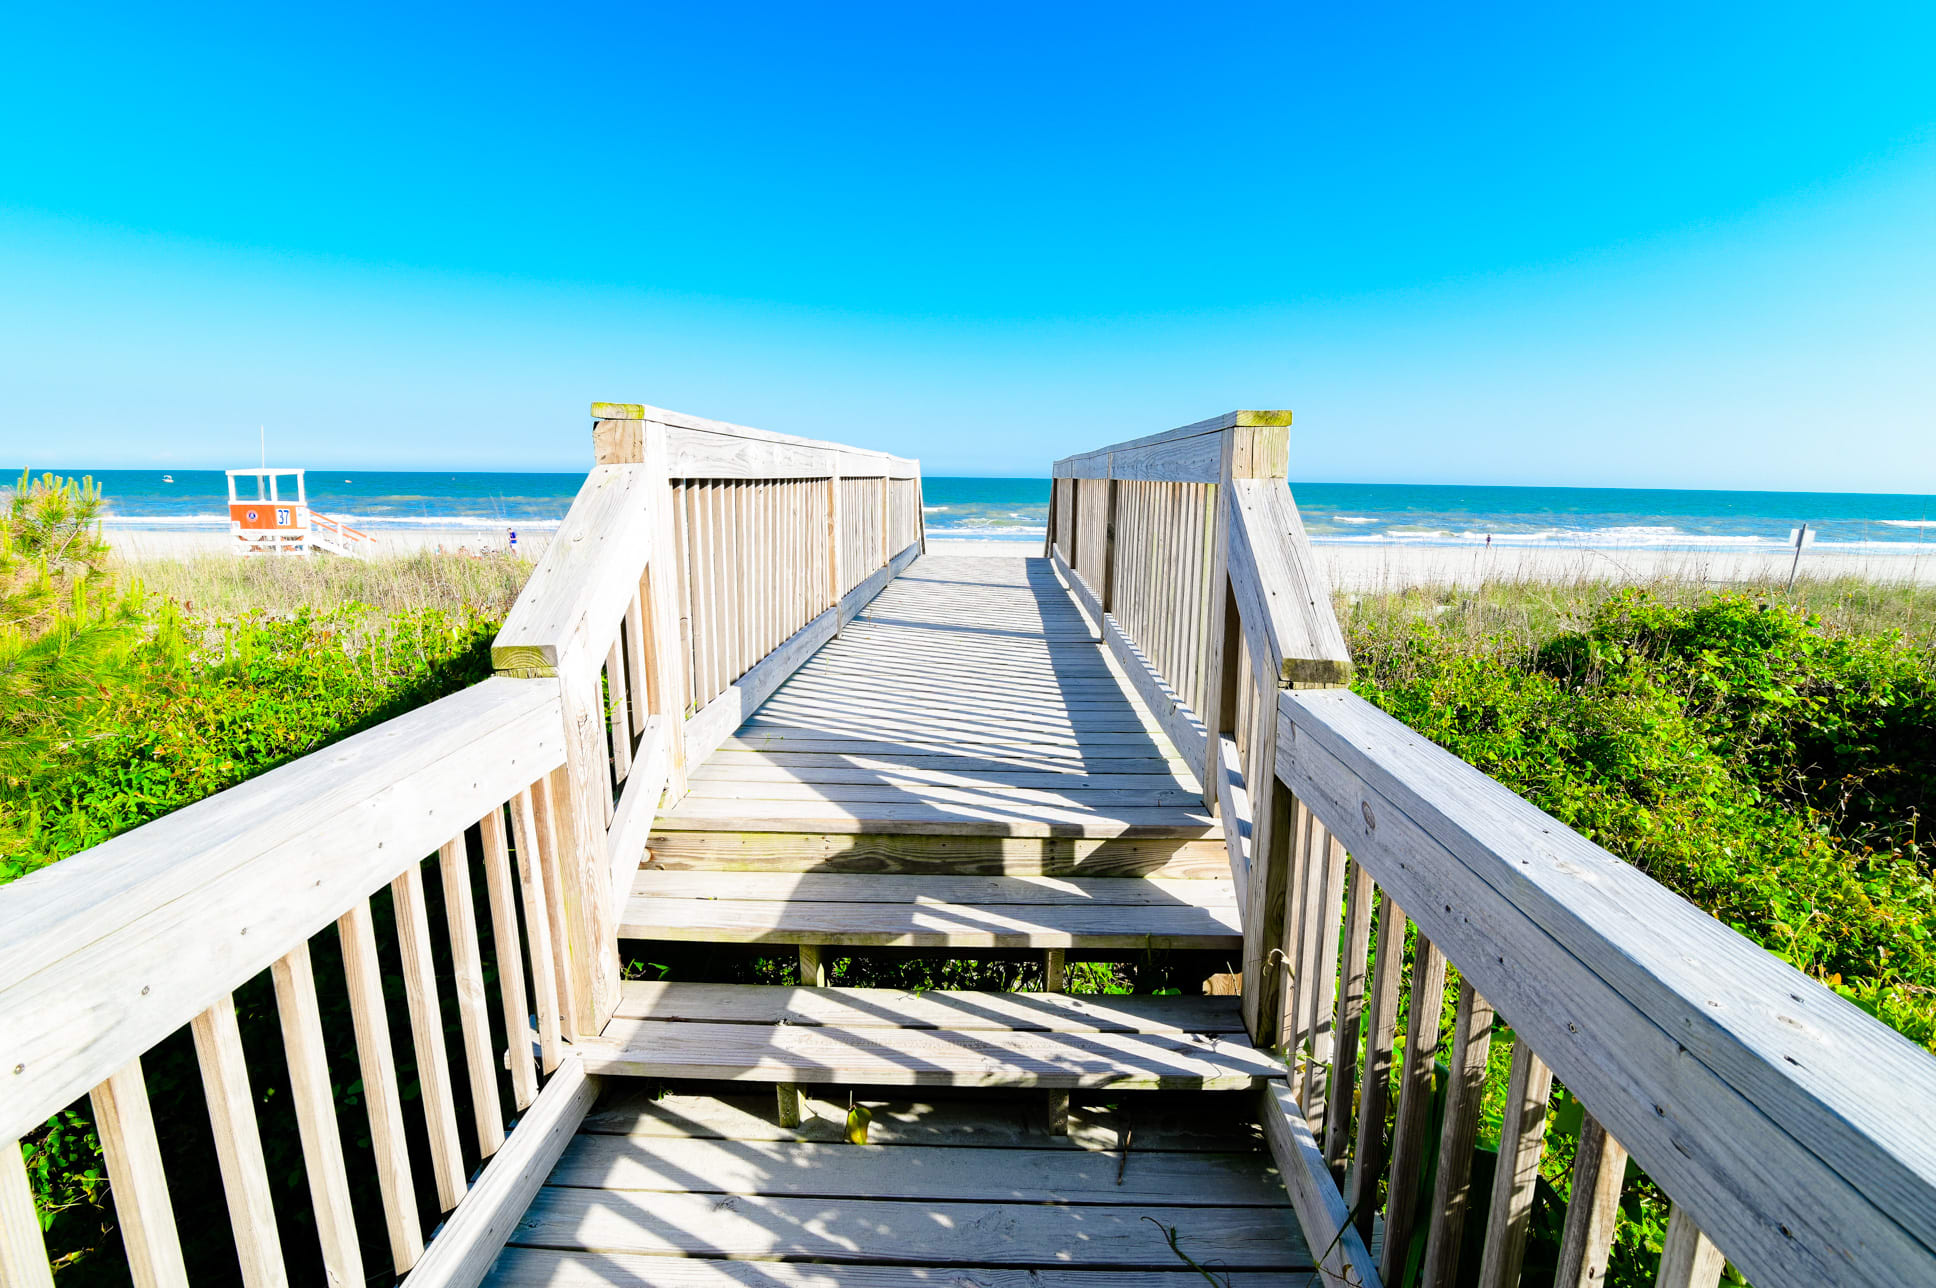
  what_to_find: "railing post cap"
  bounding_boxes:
[591,402,648,420]
[1234,410,1294,427]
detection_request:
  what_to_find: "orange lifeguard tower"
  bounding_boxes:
[226,467,372,557]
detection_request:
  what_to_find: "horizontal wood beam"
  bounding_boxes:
[399,1056,599,1288]
[1052,411,1293,482]
[1225,481,1352,688]
[1275,687,1936,1288]
[592,403,918,478]
[492,465,658,675]
[0,678,568,1143]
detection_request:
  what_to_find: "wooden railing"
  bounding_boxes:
[0,402,921,1288]
[1052,413,1936,1288]
[0,678,591,1288]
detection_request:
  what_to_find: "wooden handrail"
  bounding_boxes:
[0,676,567,1145]
[1046,407,1932,1288]
[1275,687,1936,1288]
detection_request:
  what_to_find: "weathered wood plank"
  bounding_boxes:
[338,900,425,1271]
[607,981,1247,1033]
[0,1138,52,1288]
[581,1018,1284,1089]
[392,863,468,1211]
[437,836,504,1157]
[270,943,364,1288]
[631,871,1235,907]
[397,1057,598,1288]
[491,465,656,674]
[89,1059,188,1288]
[1260,1082,1385,1288]
[192,996,287,1288]
[642,830,1231,878]
[546,1134,1286,1206]
[510,1187,1308,1267]
[489,1248,1315,1288]
[580,1087,1266,1153]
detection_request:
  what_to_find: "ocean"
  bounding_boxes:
[34,469,1936,553]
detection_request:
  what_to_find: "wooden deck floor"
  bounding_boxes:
[487,1087,1319,1286]
[651,556,1224,876]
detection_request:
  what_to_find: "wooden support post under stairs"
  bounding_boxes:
[1044,948,1070,1134]
[776,945,826,1128]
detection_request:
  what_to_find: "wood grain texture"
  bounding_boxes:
[545,1134,1286,1206]
[1226,481,1352,688]
[191,997,287,1288]
[437,837,505,1158]
[1260,1082,1385,1288]
[0,677,564,1144]
[89,1060,188,1288]
[1553,1114,1627,1288]
[581,1018,1284,1089]
[490,465,656,674]
[608,980,1248,1033]
[619,891,1241,949]
[392,864,468,1211]
[489,1249,1315,1287]
[1419,984,1495,1288]
[398,1057,598,1288]
[1655,1206,1728,1288]
[1348,893,1404,1247]
[1476,1042,1554,1288]
[0,1138,52,1288]
[269,944,364,1288]
[1278,687,1936,1288]
[508,1187,1306,1268]
[1380,931,1446,1286]
[338,901,425,1271]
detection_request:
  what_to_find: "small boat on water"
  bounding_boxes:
[161,474,173,483]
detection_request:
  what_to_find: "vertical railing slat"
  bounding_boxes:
[1350,892,1405,1244]
[1554,1113,1629,1288]
[439,835,506,1157]
[511,785,564,1073]
[1323,859,1375,1173]
[90,1059,189,1288]
[604,639,632,784]
[269,942,365,1288]
[391,863,468,1211]
[1476,1041,1555,1288]
[191,995,287,1288]
[480,802,539,1109]
[1420,982,1497,1287]
[1381,929,1448,1285]
[533,772,584,1038]
[1,1138,54,1288]
[337,900,424,1271]
[1656,1205,1728,1288]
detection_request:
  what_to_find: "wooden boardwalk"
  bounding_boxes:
[14,407,1911,1288]
[651,555,1224,876]
[488,1088,1319,1287]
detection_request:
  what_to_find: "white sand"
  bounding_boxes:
[108,528,552,560]
[106,529,1936,590]
[929,536,1936,589]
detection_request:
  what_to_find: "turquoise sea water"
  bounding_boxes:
[32,469,1936,553]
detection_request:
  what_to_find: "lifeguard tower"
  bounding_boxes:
[226,467,371,556]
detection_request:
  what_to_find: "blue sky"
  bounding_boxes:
[2,2,1932,487]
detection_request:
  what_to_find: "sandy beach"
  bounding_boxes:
[927,537,1936,589]
[107,531,1936,591]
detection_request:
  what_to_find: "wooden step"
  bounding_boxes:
[620,871,1243,950]
[607,981,1249,1033]
[579,982,1282,1090]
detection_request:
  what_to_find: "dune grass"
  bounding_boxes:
[113,549,533,622]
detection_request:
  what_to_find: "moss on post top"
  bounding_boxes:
[592,402,649,420]
[1233,410,1294,427]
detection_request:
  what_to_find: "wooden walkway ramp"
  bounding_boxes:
[649,555,1224,876]
[22,409,1913,1288]
[507,553,1301,1282]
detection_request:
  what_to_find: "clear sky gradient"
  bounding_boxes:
[3,2,1932,488]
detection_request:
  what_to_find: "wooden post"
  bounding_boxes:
[1101,476,1120,614]
[643,421,689,796]
[828,469,844,621]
